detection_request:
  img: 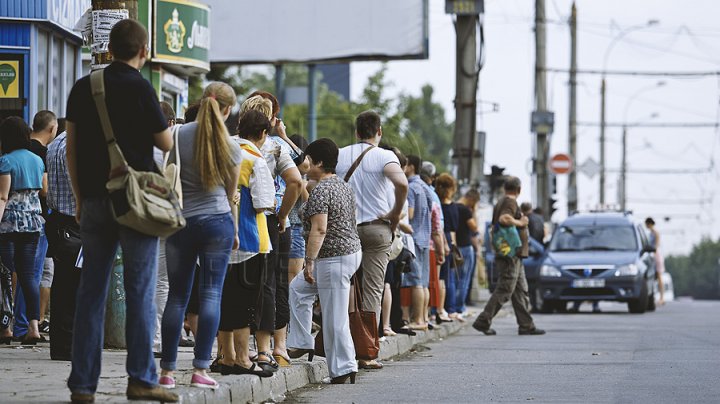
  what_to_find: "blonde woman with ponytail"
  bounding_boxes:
[159,82,242,390]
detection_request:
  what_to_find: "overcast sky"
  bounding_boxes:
[349,0,720,255]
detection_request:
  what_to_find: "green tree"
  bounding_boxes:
[397,84,454,171]
[665,237,720,300]
[191,64,454,168]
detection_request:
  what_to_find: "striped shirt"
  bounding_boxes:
[47,132,77,216]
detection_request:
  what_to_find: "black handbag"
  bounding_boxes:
[0,260,13,329]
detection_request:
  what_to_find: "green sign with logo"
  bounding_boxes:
[153,0,210,71]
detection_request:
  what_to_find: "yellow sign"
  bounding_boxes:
[0,61,19,98]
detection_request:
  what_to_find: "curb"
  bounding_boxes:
[170,319,470,403]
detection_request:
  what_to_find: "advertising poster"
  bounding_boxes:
[0,61,20,99]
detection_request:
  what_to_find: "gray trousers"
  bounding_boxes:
[288,251,361,378]
[357,224,393,327]
[475,256,535,331]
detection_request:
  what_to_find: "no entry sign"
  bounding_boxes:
[549,153,573,175]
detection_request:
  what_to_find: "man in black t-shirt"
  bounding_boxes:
[521,202,545,244]
[29,110,57,334]
[64,19,176,404]
[472,177,545,336]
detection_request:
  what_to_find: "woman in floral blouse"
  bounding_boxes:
[0,117,46,345]
[287,138,362,385]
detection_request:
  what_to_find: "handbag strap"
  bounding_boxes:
[90,69,128,171]
[351,274,363,312]
[163,124,182,169]
[343,144,375,182]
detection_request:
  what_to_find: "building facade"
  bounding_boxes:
[0,0,86,121]
[0,0,209,122]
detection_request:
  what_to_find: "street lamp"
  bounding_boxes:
[599,19,660,207]
[620,81,665,211]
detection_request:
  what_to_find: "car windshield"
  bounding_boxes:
[549,225,637,252]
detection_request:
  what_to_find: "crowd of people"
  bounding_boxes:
[0,20,489,403]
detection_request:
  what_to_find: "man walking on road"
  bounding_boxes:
[336,110,408,369]
[65,19,177,403]
[473,177,545,336]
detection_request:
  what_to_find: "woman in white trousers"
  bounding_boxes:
[287,138,362,384]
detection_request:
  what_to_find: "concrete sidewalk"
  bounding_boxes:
[0,291,491,403]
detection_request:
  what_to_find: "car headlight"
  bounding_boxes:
[615,264,639,277]
[540,265,562,277]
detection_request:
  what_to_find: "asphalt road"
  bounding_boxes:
[285,299,720,403]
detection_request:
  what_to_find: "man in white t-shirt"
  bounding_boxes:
[336,110,408,369]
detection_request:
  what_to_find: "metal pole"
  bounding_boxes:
[599,78,606,207]
[568,2,578,213]
[535,0,550,220]
[452,15,478,185]
[275,64,284,119]
[621,125,627,211]
[308,64,318,143]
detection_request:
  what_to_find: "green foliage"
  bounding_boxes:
[193,63,454,167]
[665,237,720,300]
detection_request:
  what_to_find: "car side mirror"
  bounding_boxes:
[643,245,656,254]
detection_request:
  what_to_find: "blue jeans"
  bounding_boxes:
[11,228,46,335]
[455,246,475,313]
[402,246,430,288]
[161,213,234,370]
[441,253,458,314]
[68,197,159,394]
[0,232,41,326]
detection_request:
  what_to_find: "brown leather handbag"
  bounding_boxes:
[314,274,380,360]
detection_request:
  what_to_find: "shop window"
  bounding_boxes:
[64,43,78,117]
[36,30,49,113]
[51,36,63,114]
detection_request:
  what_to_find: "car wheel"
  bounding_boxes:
[553,301,568,313]
[628,281,648,314]
[539,297,555,314]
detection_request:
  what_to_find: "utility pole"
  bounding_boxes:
[599,78,606,206]
[308,64,318,143]
[90,0,138,349]
[275,64,284,118]
[534,0,551,220]
[567,2,578,213]
[620,125,627,211]
[452,13,479,186]
[90,1,138,70]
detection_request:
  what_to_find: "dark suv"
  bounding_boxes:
[535,212,657,314]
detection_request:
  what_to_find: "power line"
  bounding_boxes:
[577,122,719,128]
[627,198,713,204]
[544,67,720,77]
[612,167,714,174]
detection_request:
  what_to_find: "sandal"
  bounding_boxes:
[273,353,292,367]
[257,351,279,373]
[382,327,397,337]
[223,362,273,377]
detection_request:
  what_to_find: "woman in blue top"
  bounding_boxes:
[0,117,46,345]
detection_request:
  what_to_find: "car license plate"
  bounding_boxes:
[572,279,605,288]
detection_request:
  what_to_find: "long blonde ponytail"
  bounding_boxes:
[195,82,236,190]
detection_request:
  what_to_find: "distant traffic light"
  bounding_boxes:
[549,196,558,219]
[488,165,505,203]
